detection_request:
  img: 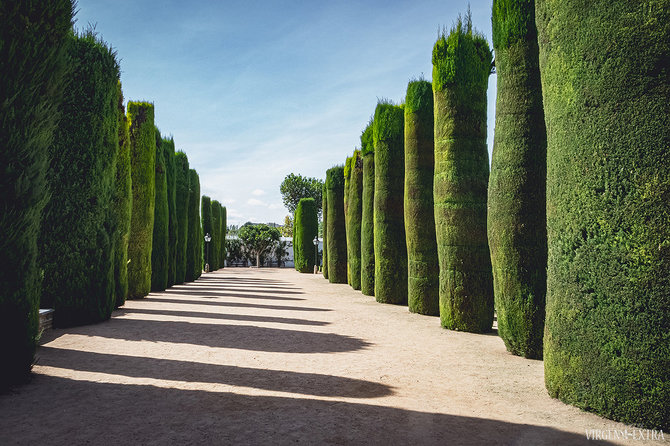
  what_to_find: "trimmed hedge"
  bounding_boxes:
[360,120,375,296]
[201,195,212,269]
[163,137,177,287]
[174,151,190,284]
[345,151,363,290]
[127,101,156,299]
[537,0,670,429]
[488,0,547,359]
[0,0,73,386]
[373,102,407,305]
[150,128,168,291]
[326,166,347,283]
[432,18,493,332]
[220,206,227,268]
[113,83,132,307]
[322,182,328,279]
[294,198,318,273]
[40,30,119,326]
[185,169,201,282]
[344,156,351,284]
[404,80,438,315]
[211,200,222,270]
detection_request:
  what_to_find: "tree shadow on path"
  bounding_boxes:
[142,297,330,312]
[118,307,330,326]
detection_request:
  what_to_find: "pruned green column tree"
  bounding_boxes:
[201,195,212,270]
[537,0,669,429]
[211,200,222,271]
[150,128,168,291]
[321,182,328,279]
[326,166,347,283]
[0,0,73,386]
[432,16,493,332]
[40,31,120,326]
[127,101,156,299]
[113,83,132,307]
[488,0,547,359]
[404,80,438,315]
[174,151,190,284]
[185,169,202,282]
[345,151,363,290]
[220,206,227,268]
[163,137,177,287]
[360,120,375,296]
[344,156,351,284]
[294,198,318,273]
[374,102,407,305]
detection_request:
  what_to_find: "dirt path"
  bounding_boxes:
[0,268,662,445]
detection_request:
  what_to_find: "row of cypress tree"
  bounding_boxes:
[200,196,227,272]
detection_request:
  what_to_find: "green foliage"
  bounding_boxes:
[112,83,132,307]
[220,206,227,267]
[373,103,407,304]
[211,200,222,270]
[280,173,324,217]
[0,0,73,386]
[201,195,213,269]
[238,224,281,268]
[150,128,168,292]
[361,151,375,296]
[488,0,546,359]
[174,151,190,284]
[322,182,328,279]
[538,0,669,429]
[163,137,177,286]
[404,80,438,315]
[360,119,374,156]
[326,166,347,283]
[185,169,201,281]
[433,21,493,332]
[225,237,244,265]
[346,151,363,290]
[281,215,293,237]
[40,30,120,327]
[294,198,318,273]
[127,101,156,299]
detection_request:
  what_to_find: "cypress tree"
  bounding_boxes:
[0,0,73,386]
[150,128,168,291]
[345,151,363,290]
[201,195,213,270]
[174,151,190,284]
[211,200,222,271]
[488,0,547,359]
[537,1,669,429]
[163,137,177,286]
[321,182,328,279]
[112,83,132,307]
[294,198,318,273]
[40,30,120,327]
[344,156,351,284]
[326,166,347,283]
[432,16,494,332]
[185,169,202,282]
[373,102,407,305]
[360,120,375,296]
[404,80,439,316]
[127,101,156,299]
[220,206,227,268]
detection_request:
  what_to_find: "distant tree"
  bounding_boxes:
[281,215,293,237]
[280,173,324,217]
[272,240,290,267]
[227,224,239,236]
[238,224,281,268]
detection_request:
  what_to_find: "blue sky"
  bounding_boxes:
[76,0,497,226]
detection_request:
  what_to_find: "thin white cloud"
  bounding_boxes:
[247,198,266,206]
[252,189,265,196]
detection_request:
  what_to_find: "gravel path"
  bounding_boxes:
[0,268,660,445]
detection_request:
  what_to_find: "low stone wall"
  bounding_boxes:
[39,309,54,333]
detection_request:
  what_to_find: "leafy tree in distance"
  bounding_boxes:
[238,224,281,268]
[281,215,293,237]
[280,173,324,217]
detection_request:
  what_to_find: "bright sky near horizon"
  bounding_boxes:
[76,0,497,226]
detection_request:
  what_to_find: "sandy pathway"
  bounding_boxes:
[0,268,663,445]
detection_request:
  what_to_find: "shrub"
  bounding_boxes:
[404,80,438,315]
[360,120,375,296]
[432,15,493,332]
[0,0,73,386]
[537,0,669,429]
[150,128,168,291]
[373,102,407,305]
[174,151,190,284]
[325,166,347,283]
[294,198,318,273]
[345,151,363,290]
[321,182,328,279]
[201,195,213,269]
[163,137,177,286]
[185,169,201,281]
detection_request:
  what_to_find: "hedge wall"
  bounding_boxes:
[404,80,438,315]
[113,83,132,307]
[537,0,669,429]
[174,151,190,284]
[344,156,352,285]
[294,198,318,273]
[150,128,168,291]
[345,151,363,290]
[432,18,493,332]
[322,182,328,279]
[40,31,119,327]
[0,0,73,386]
[360,120,375,296]
[163,137,177,287]
[185,169,201,282]
[201,195,212,269]
[373,102,407,305]
[211,200,222,271]
[326,166,347,283]
[488,0,547,359]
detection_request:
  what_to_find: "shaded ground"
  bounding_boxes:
[0,269,659,445]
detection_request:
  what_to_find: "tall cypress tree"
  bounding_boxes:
[404,80,438,316]
[321,182,328,279]
[345,151,363,290]
[40,30,120,326]
[326,166,347,283]
[373,102,407,305]
[201,195,213,270]
[360,120,375,296]
[211,200,222,271]
[0,0,73,386]
[174,152,190,284]
[185,169,201,282]
[150,128,168,291]
[127,101,156,299]
[220,206,227,268]
[294,198,319,273]
[432,15,493,332]
[163,137,177,286]
[538,0,669,429]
